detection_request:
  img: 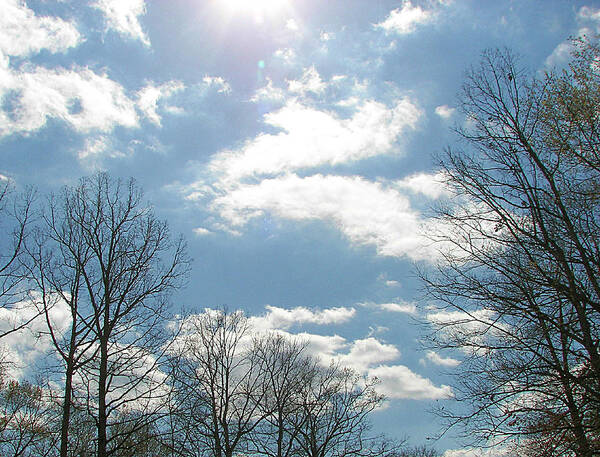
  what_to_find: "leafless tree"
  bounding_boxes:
[0,181,35,340]
[169,309,267,457]
[248,333,317,457]
[25,173,190,457]
[292,363,389,457]
[421,40,600,456]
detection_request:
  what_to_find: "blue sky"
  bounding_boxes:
[1,0,598,455]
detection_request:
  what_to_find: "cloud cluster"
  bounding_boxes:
[0,0,81,58]
[211,173,447,259]
[179,61,459,261]
[375,1,436,35]
[243,305,452,401]
[92,0,150,46]
[209,97,420,183]
[0,64,139,136]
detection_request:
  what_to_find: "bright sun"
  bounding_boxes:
[220,0,290,19]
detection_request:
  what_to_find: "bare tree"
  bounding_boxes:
[169,309,267,457]
[26,173,190,457]
[248,333,317,457]
[292,363,389,457]
[421,41,600,456]
[0,181,35,340]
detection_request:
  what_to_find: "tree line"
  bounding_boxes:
[0,174,434,457]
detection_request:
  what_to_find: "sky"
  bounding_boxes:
[1,0,599,455]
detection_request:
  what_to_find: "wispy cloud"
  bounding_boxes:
[435,104,456,120]
[379,302,418,314]
[0,0,81,58]
[250,305,356,331]
[92,0,150,46]
[137,81,185,126]
[422,350,460,367]
[375,1,436,35]
[208,97,421,183]
[0,63,138,137]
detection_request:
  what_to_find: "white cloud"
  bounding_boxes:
[211,173,436,260]
[435,104,455,119]
[251,78,287,103]
[379,302,417,315]
[545,40,576,68]
[394,172,451,200]
[426,309,509,355]
[137,81,185,126]
[578,6,600,28]
[274,47,297,65]
[337,337,400,371]
[208,98,421,183]
[92,0,150,46]
[77,135,128,170]
[368,364,453,400]
[423,350,460,367]
[0,0,81,58]
[287,66,327,95]
[203,75,232,94]
[376,1,435,35]
[0,64,138,136]
[296,332,348,361]
[250,305,356,331]
[193,227,213,236]
[0,294,71,379]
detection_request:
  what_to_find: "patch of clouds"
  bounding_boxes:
[368,364,453,400]
[250,78,287,103]
[337,337,400,371]
[0,0,81,58]
[287,66,327,95]
[426,309,508,356]
[210,174,438,260]
[92,0,150,46]
[375,1,436,35]
[137,81,185,126]
[202,75,232,94]
[192,227,213,236]
[0,294,71,379]
[546,7,600,68]
[273,47,297,65]
[545,41,577,68]
[208,98,421,183]
[379,302,417,315]
[421,350,460,367]
[77,135,127,170]
[435,104,455,120]
[296,332,348,360]
[249,305,356,331]
[0,63,138,137]
[394,172,451,200]
[578,6,600,29]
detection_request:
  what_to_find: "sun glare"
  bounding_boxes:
[219,0,290,21]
